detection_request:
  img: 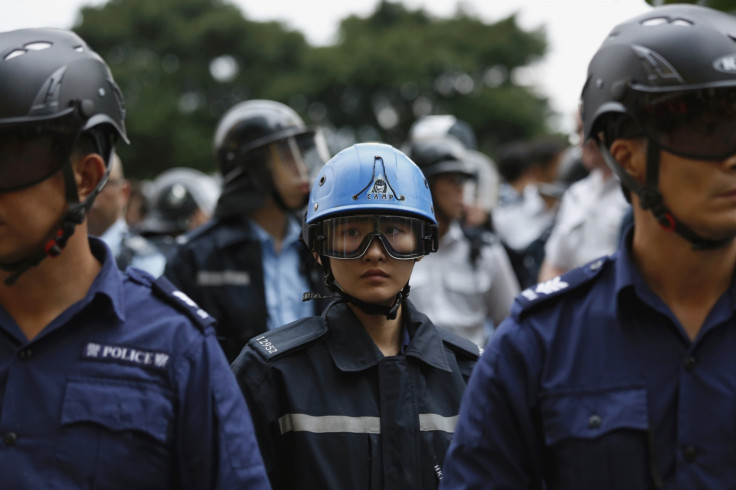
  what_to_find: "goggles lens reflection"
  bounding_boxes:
[318,215,433,260]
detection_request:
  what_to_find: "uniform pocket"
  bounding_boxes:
[539,386,653,489]
[61,377,173,444]
[541,385,648,445]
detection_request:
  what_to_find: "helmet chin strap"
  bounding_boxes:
[599,140,734,250]
[302,255,409,320]
[2,155,109,286]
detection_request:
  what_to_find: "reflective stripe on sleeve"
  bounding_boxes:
[278,413,458,435]
[196,270,250,286]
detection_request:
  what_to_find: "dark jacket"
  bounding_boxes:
[164,215,329,362]
[232,299,480,490]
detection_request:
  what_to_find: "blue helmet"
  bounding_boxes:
[303,143,439,260]
[306,142,437,224]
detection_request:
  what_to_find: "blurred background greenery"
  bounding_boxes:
[71,0,736,178]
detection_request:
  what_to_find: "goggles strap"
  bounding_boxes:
[600,139,734,251]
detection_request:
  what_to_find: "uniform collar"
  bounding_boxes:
[613,225,736,328]
[325,300,452,372]
[88,236,126,323]
[441,221,465,246]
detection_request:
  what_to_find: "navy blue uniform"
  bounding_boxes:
[233,300,480,490]
[0,238,270,489]
[164,215,329,362]
[442,236,736,489]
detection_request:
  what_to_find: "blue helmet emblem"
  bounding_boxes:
[305,142,436,225]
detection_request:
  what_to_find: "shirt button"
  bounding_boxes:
[17,349,31,361]
[683,445,698,462]
[683,357,696,371]
[588,414,602,429]
[2,432,17,446]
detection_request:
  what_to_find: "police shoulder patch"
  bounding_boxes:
[437,328,483,359]
[248,317,328,360]
[149,275,215,332]
[514,256,610,318]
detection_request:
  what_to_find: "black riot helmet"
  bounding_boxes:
[213,99,329,216]
[580,5,736,249]
[139,168,220,238]
[407,136,475,181]
[0,28,127,284]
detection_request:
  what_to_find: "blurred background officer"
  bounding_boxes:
[442,6,736,488]
[0,28,269,488]
[408,114,500,230]
[538,111,630,281]
[87,152,166,276]
[407,136,519,347]
[233,143,479,490]
[137,166,220,258]
[165,99,331,361]
[492,137,567,288]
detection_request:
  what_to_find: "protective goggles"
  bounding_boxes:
[268,132,330,183]
[0,119,78,193]
[635,87,736,160]
[311,215,438,260]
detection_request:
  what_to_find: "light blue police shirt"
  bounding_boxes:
[250,218,312,330]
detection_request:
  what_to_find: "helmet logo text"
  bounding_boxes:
[366,178,395,200]
[713,55,736,74]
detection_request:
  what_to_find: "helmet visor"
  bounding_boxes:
[0,121,77,193]
[316,215,435,260]
[269,132,329,185]
[636,87,736,160]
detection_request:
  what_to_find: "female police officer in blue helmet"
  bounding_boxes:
[232,142,480,489]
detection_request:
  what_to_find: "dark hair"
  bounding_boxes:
[495,141,531,183]
[528,138,566,169]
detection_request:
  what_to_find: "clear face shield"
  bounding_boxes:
[268,131,330,186]
[313,214,437,260]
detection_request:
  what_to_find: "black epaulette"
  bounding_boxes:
[437,328,483,359]
[129,269,215,332]
[512,256,610,319]
[247,317,329,361]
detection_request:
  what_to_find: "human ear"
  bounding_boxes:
[74,153,106,201]
[610,138,646,185]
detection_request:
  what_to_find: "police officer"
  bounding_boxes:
[164,99,330,362]
[232,143,480,489]
[407,136,519,347]
[87,152,167,276]
[442,5,736,488]
[138,166,220,258]
[0,28,269,488]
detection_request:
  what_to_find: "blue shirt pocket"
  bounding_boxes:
[61,376,174,445]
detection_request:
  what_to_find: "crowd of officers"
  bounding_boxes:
[2,3,736,489]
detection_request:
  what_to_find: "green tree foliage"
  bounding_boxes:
[74,0,553,177]
[645,0,736,11]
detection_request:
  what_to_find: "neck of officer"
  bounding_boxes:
[348,302,404,357]
[0,224,101,341]
[248,196,291,254]
[631,199,736,340]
